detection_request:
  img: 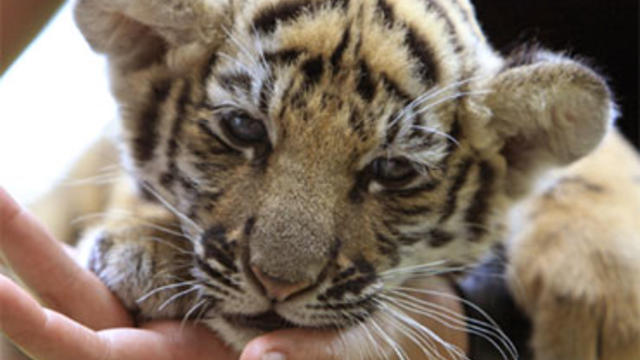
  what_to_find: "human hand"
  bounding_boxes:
[0,187,237,360]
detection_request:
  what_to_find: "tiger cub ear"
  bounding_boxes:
[74,0,231,72]
[484,49,614,196]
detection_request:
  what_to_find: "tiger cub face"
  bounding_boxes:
[77,0,613,344]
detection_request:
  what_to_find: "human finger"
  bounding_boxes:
[0,274,108,360]
[1,274,238,360]
[240,328,338,360]
[137,321,239,360]
[0,187,132,329]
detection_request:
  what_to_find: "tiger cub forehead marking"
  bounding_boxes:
[204,0,491,170]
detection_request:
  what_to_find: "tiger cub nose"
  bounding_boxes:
[250,265,312,302]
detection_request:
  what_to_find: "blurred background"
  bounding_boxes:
[0,0,638,205]
[1,1,114,203]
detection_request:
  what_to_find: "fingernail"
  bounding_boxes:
[261,352,286,360]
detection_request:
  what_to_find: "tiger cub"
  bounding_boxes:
[34,0,640,358]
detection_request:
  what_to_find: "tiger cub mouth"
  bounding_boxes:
[223,311,298,332]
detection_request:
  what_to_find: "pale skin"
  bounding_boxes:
[0,187,468,359]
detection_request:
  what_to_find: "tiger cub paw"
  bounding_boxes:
[78,222,197,321]
[507,218,640,360]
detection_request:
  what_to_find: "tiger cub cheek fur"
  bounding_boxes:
[73,0,620,354]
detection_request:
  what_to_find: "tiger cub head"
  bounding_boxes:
[76,0,613,346]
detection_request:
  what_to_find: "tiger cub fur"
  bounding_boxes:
[32,0,640,358]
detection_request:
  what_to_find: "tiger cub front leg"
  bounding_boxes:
[78,186,199,322]
[507,135,640,360]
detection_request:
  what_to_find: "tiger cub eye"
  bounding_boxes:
[222,112,268,144]
[370,157,418,187]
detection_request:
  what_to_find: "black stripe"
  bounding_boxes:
[331,0,350,11]
[244,217,256,237]
[196,119,241,155]
[310,294,377,312]
[385,203,432,216]
[330,27,351,70]
[441,117,462,168]
[330,237,343,259]
[204,242,238,273]
[193,161,228,173]
[332,267,356,284]
[348,187,364,204]
[386,179,442,198]
[202,226,238,272]
[375,232,399,265]
[376,0,394,24]
[277,78,295,120]
[447,0,473,28]
[259,78,273,114]
[217,72,253,94]
[161,164,195,195]
[464,161,495,239]
[356,60,376,102]
[418,0,462,78]
[301,55,324,87]
[264,48,304,64]
[385,113,401,145]
[203,190,224,201]
[253,0,349,34]
[397,232,423,245]
[168,82,191,157]
[348,110,367,140]
[133,79,172,163]
[428,229,454,247]
[159,170,175,188]
[375,232,397,249]
[439,158,473,223]
[196,258,241,291]
[320,274,376,300]
[380,73,412,103]
[382,219,401,238]
[253,1,308,33]
[189,191,222,215]
[201,281,230,297]
[161,80,191,188]
[404,26,439,84]
[409,113,424,138]
[201,52,219,89]
[187,296,221,317]
[178,173,198,195]
[353,256,375,274]
[200,190,223,213]
[421,0,458,39]
[449,115,462,140]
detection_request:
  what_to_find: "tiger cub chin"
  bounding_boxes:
[33,0,639,358]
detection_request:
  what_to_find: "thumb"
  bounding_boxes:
[239,328,347,360]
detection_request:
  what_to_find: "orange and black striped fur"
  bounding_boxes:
[30,0,640,358]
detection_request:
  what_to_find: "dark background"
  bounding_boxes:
[474,0,639,148]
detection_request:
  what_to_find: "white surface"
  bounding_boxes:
[0,2,116,204]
